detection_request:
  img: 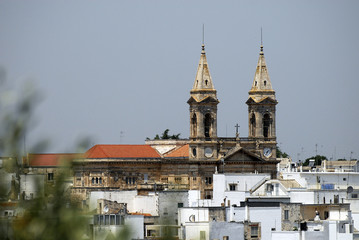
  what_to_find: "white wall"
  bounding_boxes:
[133,194,158,216]
[212,173,270,206]
[178,208,209,225]
[125,215,144,239]
[89,191,139,212]
[184,223,209,240]
[20,174,44,199]
[188,190,212,207]
[271,231,300,240]
[289,191,315,204]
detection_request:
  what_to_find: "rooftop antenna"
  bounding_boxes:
[261,27,263,45]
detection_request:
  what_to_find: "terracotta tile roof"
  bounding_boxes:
[28,153,80,167]
[85,145,161,159]
[164,144,189,158]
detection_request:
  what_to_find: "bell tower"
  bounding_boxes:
[246,44,278,159]
[188,44,219,160]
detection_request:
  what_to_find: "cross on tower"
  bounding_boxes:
[234,123,240,138]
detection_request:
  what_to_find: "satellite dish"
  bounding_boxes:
[103,205,109,213]
[347,186,353,193]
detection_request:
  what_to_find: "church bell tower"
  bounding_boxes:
[246,44,278,159]
[188,44,219,160]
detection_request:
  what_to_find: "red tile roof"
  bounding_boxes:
[28,153,80,167]
[85,145,161,159]
[164,144,189,158]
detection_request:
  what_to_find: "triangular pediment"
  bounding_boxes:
[246,96,277,105]
[257,96,277,104]
[187,96,219,104]
[246,97,256,104]
[224,146,265,162]
[187,96,199,104]
[199,96,219,104]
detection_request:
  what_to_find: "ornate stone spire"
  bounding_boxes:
[190,44,217,101]
[249,44,275,101]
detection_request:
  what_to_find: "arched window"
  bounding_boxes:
[92,178,95,184]
[99,177,102,184]
[204,113,212,138]
[96,177,99,184]
[263,114,270,138]
[250,113,256,137]
[191,113,197,138]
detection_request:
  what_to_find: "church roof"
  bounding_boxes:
[191,44,215,91]
[85,144,161,159]
[164,144,189,158]
[27,153,81,167]
[249,44,275,95]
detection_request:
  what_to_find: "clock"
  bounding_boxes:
[263,148,272,158]
[205,147,213,158]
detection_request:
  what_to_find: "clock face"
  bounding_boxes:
[263,148,272,158]
[205,147,213,158]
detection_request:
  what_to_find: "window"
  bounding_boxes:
[263,114,270,138]
[175,177,182,183]
[229,184,236,191]
[205,177,212,185]
[284,210,289,220]
[205,79,208,86]
[193,177,197,181]
[324,211,329,219]
[264,80,267,86]
[351,193,358,199]
[192,148,197,157]
[99,177,102,184]
[48,173,54,181]
[178,202,184,208]
[250,113,256,137]
[343,178,347,181]
[251,225,259,238]
[223,236,229,240]
[191,113,197,138]
[204,113,212,138]
[205,190,213,199]
[266,184,274,191]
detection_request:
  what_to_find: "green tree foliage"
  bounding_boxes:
[276,146,290,158]
[302,155,328,166]
[151,129,181,140]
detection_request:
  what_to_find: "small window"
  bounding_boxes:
[343,178,346,181]
[255,81,257,86]
[192,148,197,157]
[251,225,259,238]
[193,177,197,181]
[48,173,54,181]
[205,80,208,85]
[223,236,229,240]
[178,202,184,208]
[264,80,267,86]
[266,184,274,191]
[205,177,212,185]
[284,210,289,220]
[229,184,236,191]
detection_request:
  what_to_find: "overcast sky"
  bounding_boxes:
[0,1,358,161]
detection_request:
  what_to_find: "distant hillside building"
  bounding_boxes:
[71,43,279,200]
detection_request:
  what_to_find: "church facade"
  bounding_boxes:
[72,43,279,200]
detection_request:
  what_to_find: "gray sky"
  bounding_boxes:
[0,1,358,161]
